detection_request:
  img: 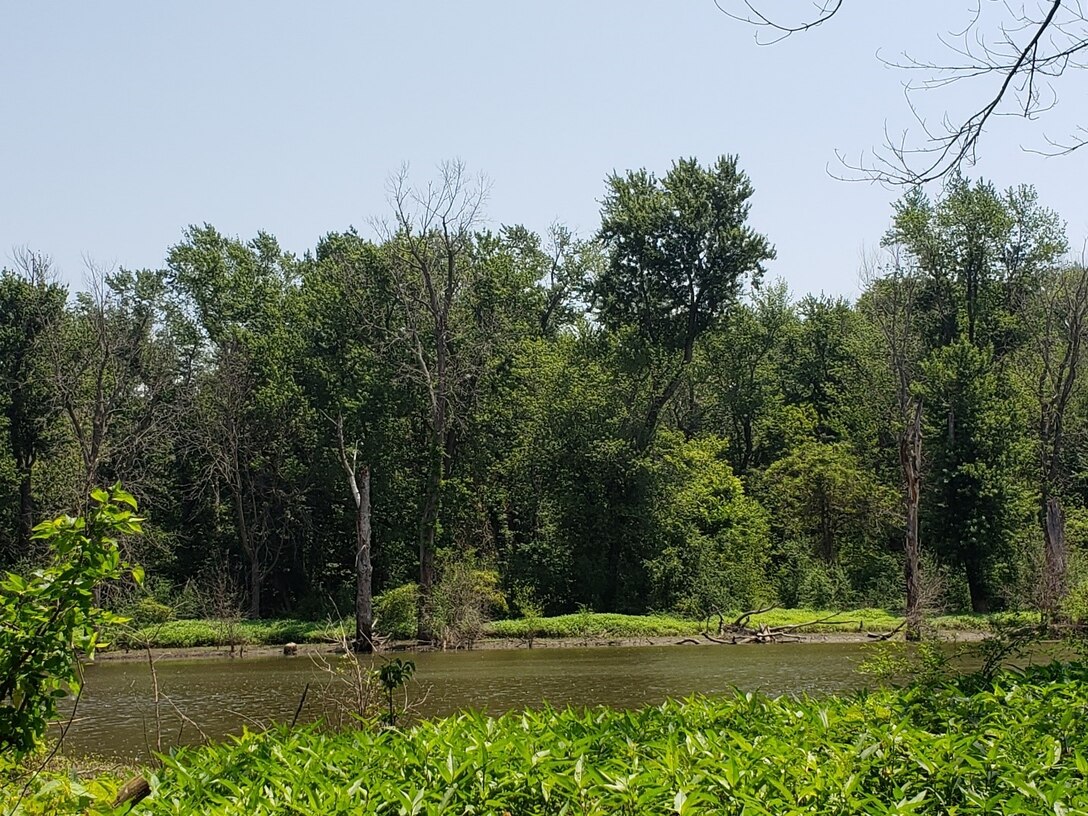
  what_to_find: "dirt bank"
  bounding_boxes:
[93,628,989,663]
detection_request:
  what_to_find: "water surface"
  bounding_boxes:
[67,642,877,759]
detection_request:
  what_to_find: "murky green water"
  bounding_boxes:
[66,642,882,759]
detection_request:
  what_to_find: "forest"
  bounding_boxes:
[3,156,1087,642]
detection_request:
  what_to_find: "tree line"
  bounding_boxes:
[2,157,1086,645]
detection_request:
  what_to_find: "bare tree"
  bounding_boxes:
[1022,262,1088,620]
[333,413,374,652]
[42,262,179,505]
[862,248,925,639]
[719,1,1088,183]
[375,161,490,639]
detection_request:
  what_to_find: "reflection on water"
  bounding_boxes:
[66,642,877,759]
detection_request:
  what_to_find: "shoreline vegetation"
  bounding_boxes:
[99,609,1023,660]
[6,661,1087,814]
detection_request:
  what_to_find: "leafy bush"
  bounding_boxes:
[644,433,772,616]
[373,583,419,640]
[125,597,175,625]
[1065,578,1088,624]
[0,486,143,757]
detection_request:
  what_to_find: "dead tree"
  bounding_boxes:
[1025,263,1088,620]
[43,264,179,505]
[377,161,489,640]
[334,413,374,653]
[863,249,925,640]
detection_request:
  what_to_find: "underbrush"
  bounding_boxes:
[8,662,1087,814]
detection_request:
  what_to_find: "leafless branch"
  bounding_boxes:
[720,1,1088,183]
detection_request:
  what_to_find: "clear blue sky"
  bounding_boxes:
[2,2,1084,297]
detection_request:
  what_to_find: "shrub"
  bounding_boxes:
[125,597,175,625]
[425,560,505,648]
[0,486,143,757]
[373,583,419,640]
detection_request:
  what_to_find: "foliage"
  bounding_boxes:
[424,558,506,649]
[644,433,771,615]
[373,584,420,641]
[16,662,1088,815]
[0,486,142,757]
[376,658,416,727]
[111,618,336,650]
[0,752,122,816]
[5,166,1088,643]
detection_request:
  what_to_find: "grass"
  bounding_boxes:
[7,661,1088,814]
[108,609,1032,650]
[110,618,344,650]
[488,608,1034,640]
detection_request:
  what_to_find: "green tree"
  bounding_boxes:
[0,255,65,559]
[922,340,1028,611]
[168,226,312,617]
[645,433,771,615]
[593,155,775,452]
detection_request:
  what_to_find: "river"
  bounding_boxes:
[66,642,884,760]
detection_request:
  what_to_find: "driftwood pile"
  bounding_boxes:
[677,606,866,645]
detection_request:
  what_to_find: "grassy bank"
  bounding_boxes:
[6,661,1087,814]
[111,609,1030,650]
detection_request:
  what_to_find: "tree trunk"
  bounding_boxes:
[964,556,991,614]
[416,448,441,640]
[231,484,260,619]
[900,400,923,641]
[354,465,373,652]
[1042,494,1068,621]
[17,465,34,551]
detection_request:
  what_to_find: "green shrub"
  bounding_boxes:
[0,487,143,757]
[373,583,419,640]
[1063,576,1088,624]
[125,596,175,625]
[425,561,505,648]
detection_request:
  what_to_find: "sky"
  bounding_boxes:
[2,1,1085,298]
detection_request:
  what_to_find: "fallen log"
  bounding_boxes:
[867,621,907,641]
[731,605,778,629]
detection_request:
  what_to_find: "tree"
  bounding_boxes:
[719,1,1088,183]
[0,253,65,557]
[593,155,775,453]
[861,249,928,637]
[298,231,404,651]
[168,226,310,618]
[1019,263,1088,618]
[501,223,600,336]
[42,265,181,506]
[922,339,1027,612]
[887,178,1064,612]
[695,281,796,474]
[378,162,491,638]
[761,439,891,567]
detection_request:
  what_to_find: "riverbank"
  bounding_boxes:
[99,609,1014,662]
